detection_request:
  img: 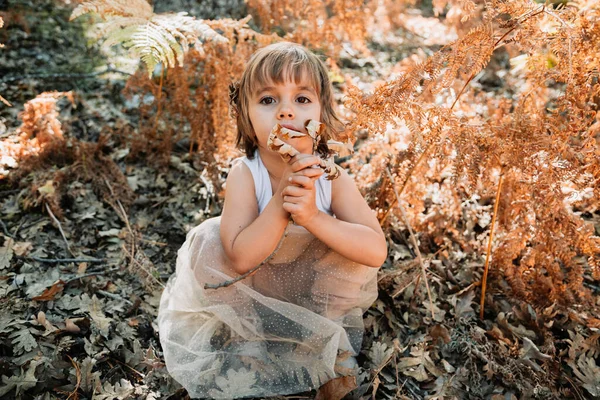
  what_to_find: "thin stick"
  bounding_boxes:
[385,167,435,320]
[45,203,75,257]
[0,67,132,83]
[205,222,291,290]
[64,272,106,285]
[479,172,504,319]
[96,289,134,305]
[122,244,165,288]
[0,219,14,238]
[66,355,81,400]
[28,256,105,264]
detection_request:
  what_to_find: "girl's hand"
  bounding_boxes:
[275,154,322,194]
[281,166,323,226]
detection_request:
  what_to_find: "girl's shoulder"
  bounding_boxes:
[226,156,254,193]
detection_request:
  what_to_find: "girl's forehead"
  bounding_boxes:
[251,63,320,95]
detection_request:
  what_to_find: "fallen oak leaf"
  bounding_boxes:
[32,279,65,301]
[315,375,356,400]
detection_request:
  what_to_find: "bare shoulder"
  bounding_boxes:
[331,167,381,231]
[226,159,255,194]
[221,160,259,240]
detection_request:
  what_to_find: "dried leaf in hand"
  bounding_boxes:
[315,375,356,400]
[305,119,324,140]
[318,157,341,180]
[279,126,307,140]
[327,139,354,157]
[267,125,300,162]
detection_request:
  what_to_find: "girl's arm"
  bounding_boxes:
[220,155,324,274]
[283,168,387,268]
[220,161,289,274]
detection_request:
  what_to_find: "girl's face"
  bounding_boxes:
[248,75,321,156]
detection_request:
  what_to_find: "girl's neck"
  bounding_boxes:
[257,148,285,180]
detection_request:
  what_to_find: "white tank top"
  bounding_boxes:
[240,151,333,216]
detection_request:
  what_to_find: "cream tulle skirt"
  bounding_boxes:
[157,217,378,399]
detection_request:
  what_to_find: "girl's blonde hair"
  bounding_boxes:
[230,42,344,159]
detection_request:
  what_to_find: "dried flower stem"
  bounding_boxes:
[479,172,504,319]
[385,167,435,320]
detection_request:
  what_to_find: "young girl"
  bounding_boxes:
[158,42,387,399]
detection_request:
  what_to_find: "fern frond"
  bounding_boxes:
[70,0,153,21]
[74,2,228,76]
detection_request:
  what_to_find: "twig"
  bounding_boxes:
[28,256,105,264]
[479,172,504,319]
[16,217,44,233]
[385,167,435,320]
[583,281,600,293]
[0,67,132,83]
[97,289,134,305]
[204,261,266,290]
[64,272,107,285]
[121,244,165,288]
[392,275,419,298]
[205,222,291,290]
[45,203,75,257]
[66,355,81,400]
[0,219,14,238]
[0,94,11,107]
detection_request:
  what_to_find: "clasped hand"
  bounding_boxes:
[278,154,323,226]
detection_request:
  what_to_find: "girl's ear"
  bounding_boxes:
[229,81,240,119]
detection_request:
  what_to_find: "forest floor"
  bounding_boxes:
[1,1,600,399]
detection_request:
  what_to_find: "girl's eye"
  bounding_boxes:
[259,97,275,105]
[297,96,311,104]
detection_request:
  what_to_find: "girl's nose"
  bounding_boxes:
[277,106,294,119]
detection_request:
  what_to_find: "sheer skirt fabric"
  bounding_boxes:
[157,217,378,399]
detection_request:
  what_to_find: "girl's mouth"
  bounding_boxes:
[280,123,302,132]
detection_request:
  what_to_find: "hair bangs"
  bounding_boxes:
[249,52,322,97]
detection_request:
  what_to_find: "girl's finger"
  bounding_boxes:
[290,155,321,172]
[282,185,308,197]
[282,202,299,214]
[289,175,314,189]
[283,196,301,204]
[296,167,323,178]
